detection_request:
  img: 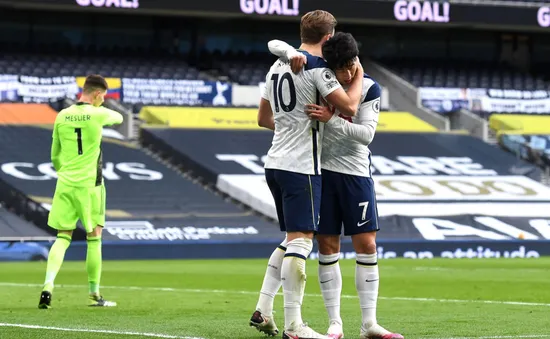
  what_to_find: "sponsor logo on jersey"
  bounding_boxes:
[373,99,380,114]
[326,80,339,90]
[322,70,334,82]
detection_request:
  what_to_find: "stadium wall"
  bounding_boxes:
[451,109,489,141]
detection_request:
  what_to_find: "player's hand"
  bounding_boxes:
[354,57,364,77]
[288,53,307,74]
[306,102,335,123]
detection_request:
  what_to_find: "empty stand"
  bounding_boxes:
[382,59,548,91]
[0,206,52,239]
[0,53,206,81]
[205,50,275,86]
[0,125,279,242]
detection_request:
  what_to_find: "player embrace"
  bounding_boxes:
[251,10,365,339]
[38,74,123,309]
[256,33,404,339]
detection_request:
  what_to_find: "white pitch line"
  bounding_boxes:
[0,323,206,339]
[424,335,550,339]
[1,282,550,308]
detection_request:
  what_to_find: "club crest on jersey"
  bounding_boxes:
[322,70,334,82]
[373,99,380,114]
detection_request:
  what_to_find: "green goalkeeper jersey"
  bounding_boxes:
[51,102,123,188]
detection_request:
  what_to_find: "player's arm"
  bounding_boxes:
[257,71,275,131]
[51,123,62,171]
[267,39,306,73]
[258,98,275,131]
[100,107,124,126]
[312,64,363,117]
[308,83,381,145]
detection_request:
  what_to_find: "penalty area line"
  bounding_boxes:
[2,282,550,307]
[0,323,206,339]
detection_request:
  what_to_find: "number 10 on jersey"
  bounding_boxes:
[271,73,297,113]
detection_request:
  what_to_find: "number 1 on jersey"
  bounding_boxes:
[75,128,83,155]
[271,73,297,113]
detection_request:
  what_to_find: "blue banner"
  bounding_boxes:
[0,75,19,101]
[421,99,469,114]
[121,78,232,106]
[56,239,550,260]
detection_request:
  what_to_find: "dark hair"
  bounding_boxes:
[83,74,108,94]
[322,32,359,70]
[300,10,337,44]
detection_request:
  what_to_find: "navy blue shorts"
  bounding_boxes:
[265,169,321,233]
[318,169,380,236]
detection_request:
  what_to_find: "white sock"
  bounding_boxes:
[256,238,288,316]
[318,253,342,325]
[356,253,379,328]
[282,238,313,329]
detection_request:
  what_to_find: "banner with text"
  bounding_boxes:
[142,128,550,220]
[4,0,550,31]
[0,75,19,102]
[419,88,550,115]
[122,78,232,106]
[17,76,78,103]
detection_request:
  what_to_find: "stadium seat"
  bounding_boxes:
[381,58,548,91]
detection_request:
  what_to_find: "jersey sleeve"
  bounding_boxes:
[262,70,272,100]
[100,107,124,126]
[51,122,62,171]
[268,40,293,61]
[311,67,342,98]
[326,82,381,145]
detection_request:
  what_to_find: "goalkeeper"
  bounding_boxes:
[38,74,123,309]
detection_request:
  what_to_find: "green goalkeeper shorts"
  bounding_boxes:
[48,182,106,234]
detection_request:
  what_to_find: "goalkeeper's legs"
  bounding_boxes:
[86,225,116,307]
[39,231,72,309]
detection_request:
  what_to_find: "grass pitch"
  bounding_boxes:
[0,258,549,339]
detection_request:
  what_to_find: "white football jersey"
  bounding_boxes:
[263,51,342,175]
[321,74,381,177]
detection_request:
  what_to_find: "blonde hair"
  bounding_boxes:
[300,10,337,44]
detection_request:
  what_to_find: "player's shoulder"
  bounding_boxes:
[362,73,380,89]
[298,50,329,71]
[55,106,71,122]
[362,73,381,103]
